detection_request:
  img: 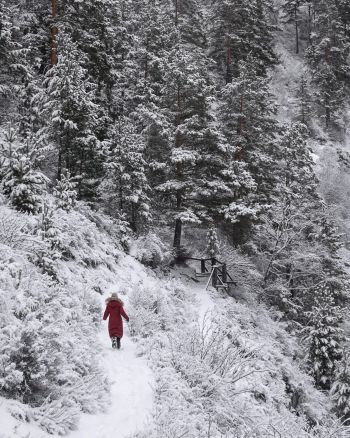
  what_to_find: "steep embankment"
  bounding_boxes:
[0,202,155,438]
[69,291,154,438]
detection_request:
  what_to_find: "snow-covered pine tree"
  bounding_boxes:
[331,352,350,424]
[295,75,313,126]
[152,1,260,249]
[42,32,104,201]
[257,123,320,310]
[305,285,344,390]
[53,171,77,212]
[219,57,279,242]
[0,128,48,213]
[0,0,21,119]
[206,226,220,259]
[306,0,350,127]
[102,116,151,232]
[282,0,303,54]
[34,201,62,279]
[131,0,174,224]
[158,43,248,248]
[59,0,122,102]
[337,0,350,39]
[209,0,277,83]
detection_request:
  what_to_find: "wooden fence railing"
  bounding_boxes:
[183,257,236,291]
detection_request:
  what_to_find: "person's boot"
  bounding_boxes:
[117,337,121,349]
[112,337,117,349]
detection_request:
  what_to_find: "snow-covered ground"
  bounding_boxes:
[69,292,154,438]
[0,287,154,438]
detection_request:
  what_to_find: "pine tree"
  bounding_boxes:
[206,227,220,259]
[41,32,104,201]
[282,0,303,54]
[59,0,124,98]
[0,128,48,213]
[305,286,343,390]
[306,0,350,127]
[158,42,255,248]
[53,171,77,212]
[209,0,277,83]
[331,352,350,424]
[295,75,313,126]
[34,201,62,279]
[219,58,280,242]
[0,1,20,119]
[102,116,151,232]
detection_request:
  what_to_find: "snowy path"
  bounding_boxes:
[69,297,154,438]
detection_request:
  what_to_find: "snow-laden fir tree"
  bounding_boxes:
[102,116,151,232]
[41,32,103,201]
[305,285,344,390]
[0,0,21,119]
[34,201,62,279]
[54,171,77,212]
[59,0,123,102]
[306,0,350,126]
[158,42,252,248]
[219,57,279,242]
[295,75,313,126]
[206,226,219,259]
[209,0,277,83]
[331,352,350,424]
[0,128,48,213]
[282,0,303,54]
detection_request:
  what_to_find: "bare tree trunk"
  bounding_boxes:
[239,95,245,135]
[173,82,183,249]
[173,192,182,248]
[235,95,245,160]
[225,34,232,84]
[57,138,62,180]
[308,4,312,43]
[175,0,178,26]
[295,6,299,54]
[51,0,58,65]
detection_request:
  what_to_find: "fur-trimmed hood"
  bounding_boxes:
[105,297,124,306]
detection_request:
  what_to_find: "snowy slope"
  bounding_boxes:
[69,293,154,438]
[0,201,349,437]
[0,268,154,438]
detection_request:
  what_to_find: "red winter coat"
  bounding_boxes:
[103,298,129,338]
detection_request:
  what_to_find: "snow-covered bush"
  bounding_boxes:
[205,226,220,258]
[32,201,62,279]
[0,202,120,434]
[0,130,48,214]
[0,257,105,409]
[130,232,171,268]
[304,286,344,390]
[53,171,77,212]
[331,353,350,423]
[0,208,36,252]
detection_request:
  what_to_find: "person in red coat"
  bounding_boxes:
[103,292,129,349]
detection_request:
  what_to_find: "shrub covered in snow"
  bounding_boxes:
[130,232,172,268]
[126,264,346,438]
[0,203,120,434]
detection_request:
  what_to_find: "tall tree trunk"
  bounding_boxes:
[51,0,58,65]
[175,0,179,26]
[236,95,245,160]
[173,191,182,248]
[239,94,245,135]
[173,81,183,249]
[225,34,232,84]
[57,140,62,180]
[295,6,299,54]
[308,4,312,43]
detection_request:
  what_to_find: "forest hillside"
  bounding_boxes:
[1,0,350,437]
